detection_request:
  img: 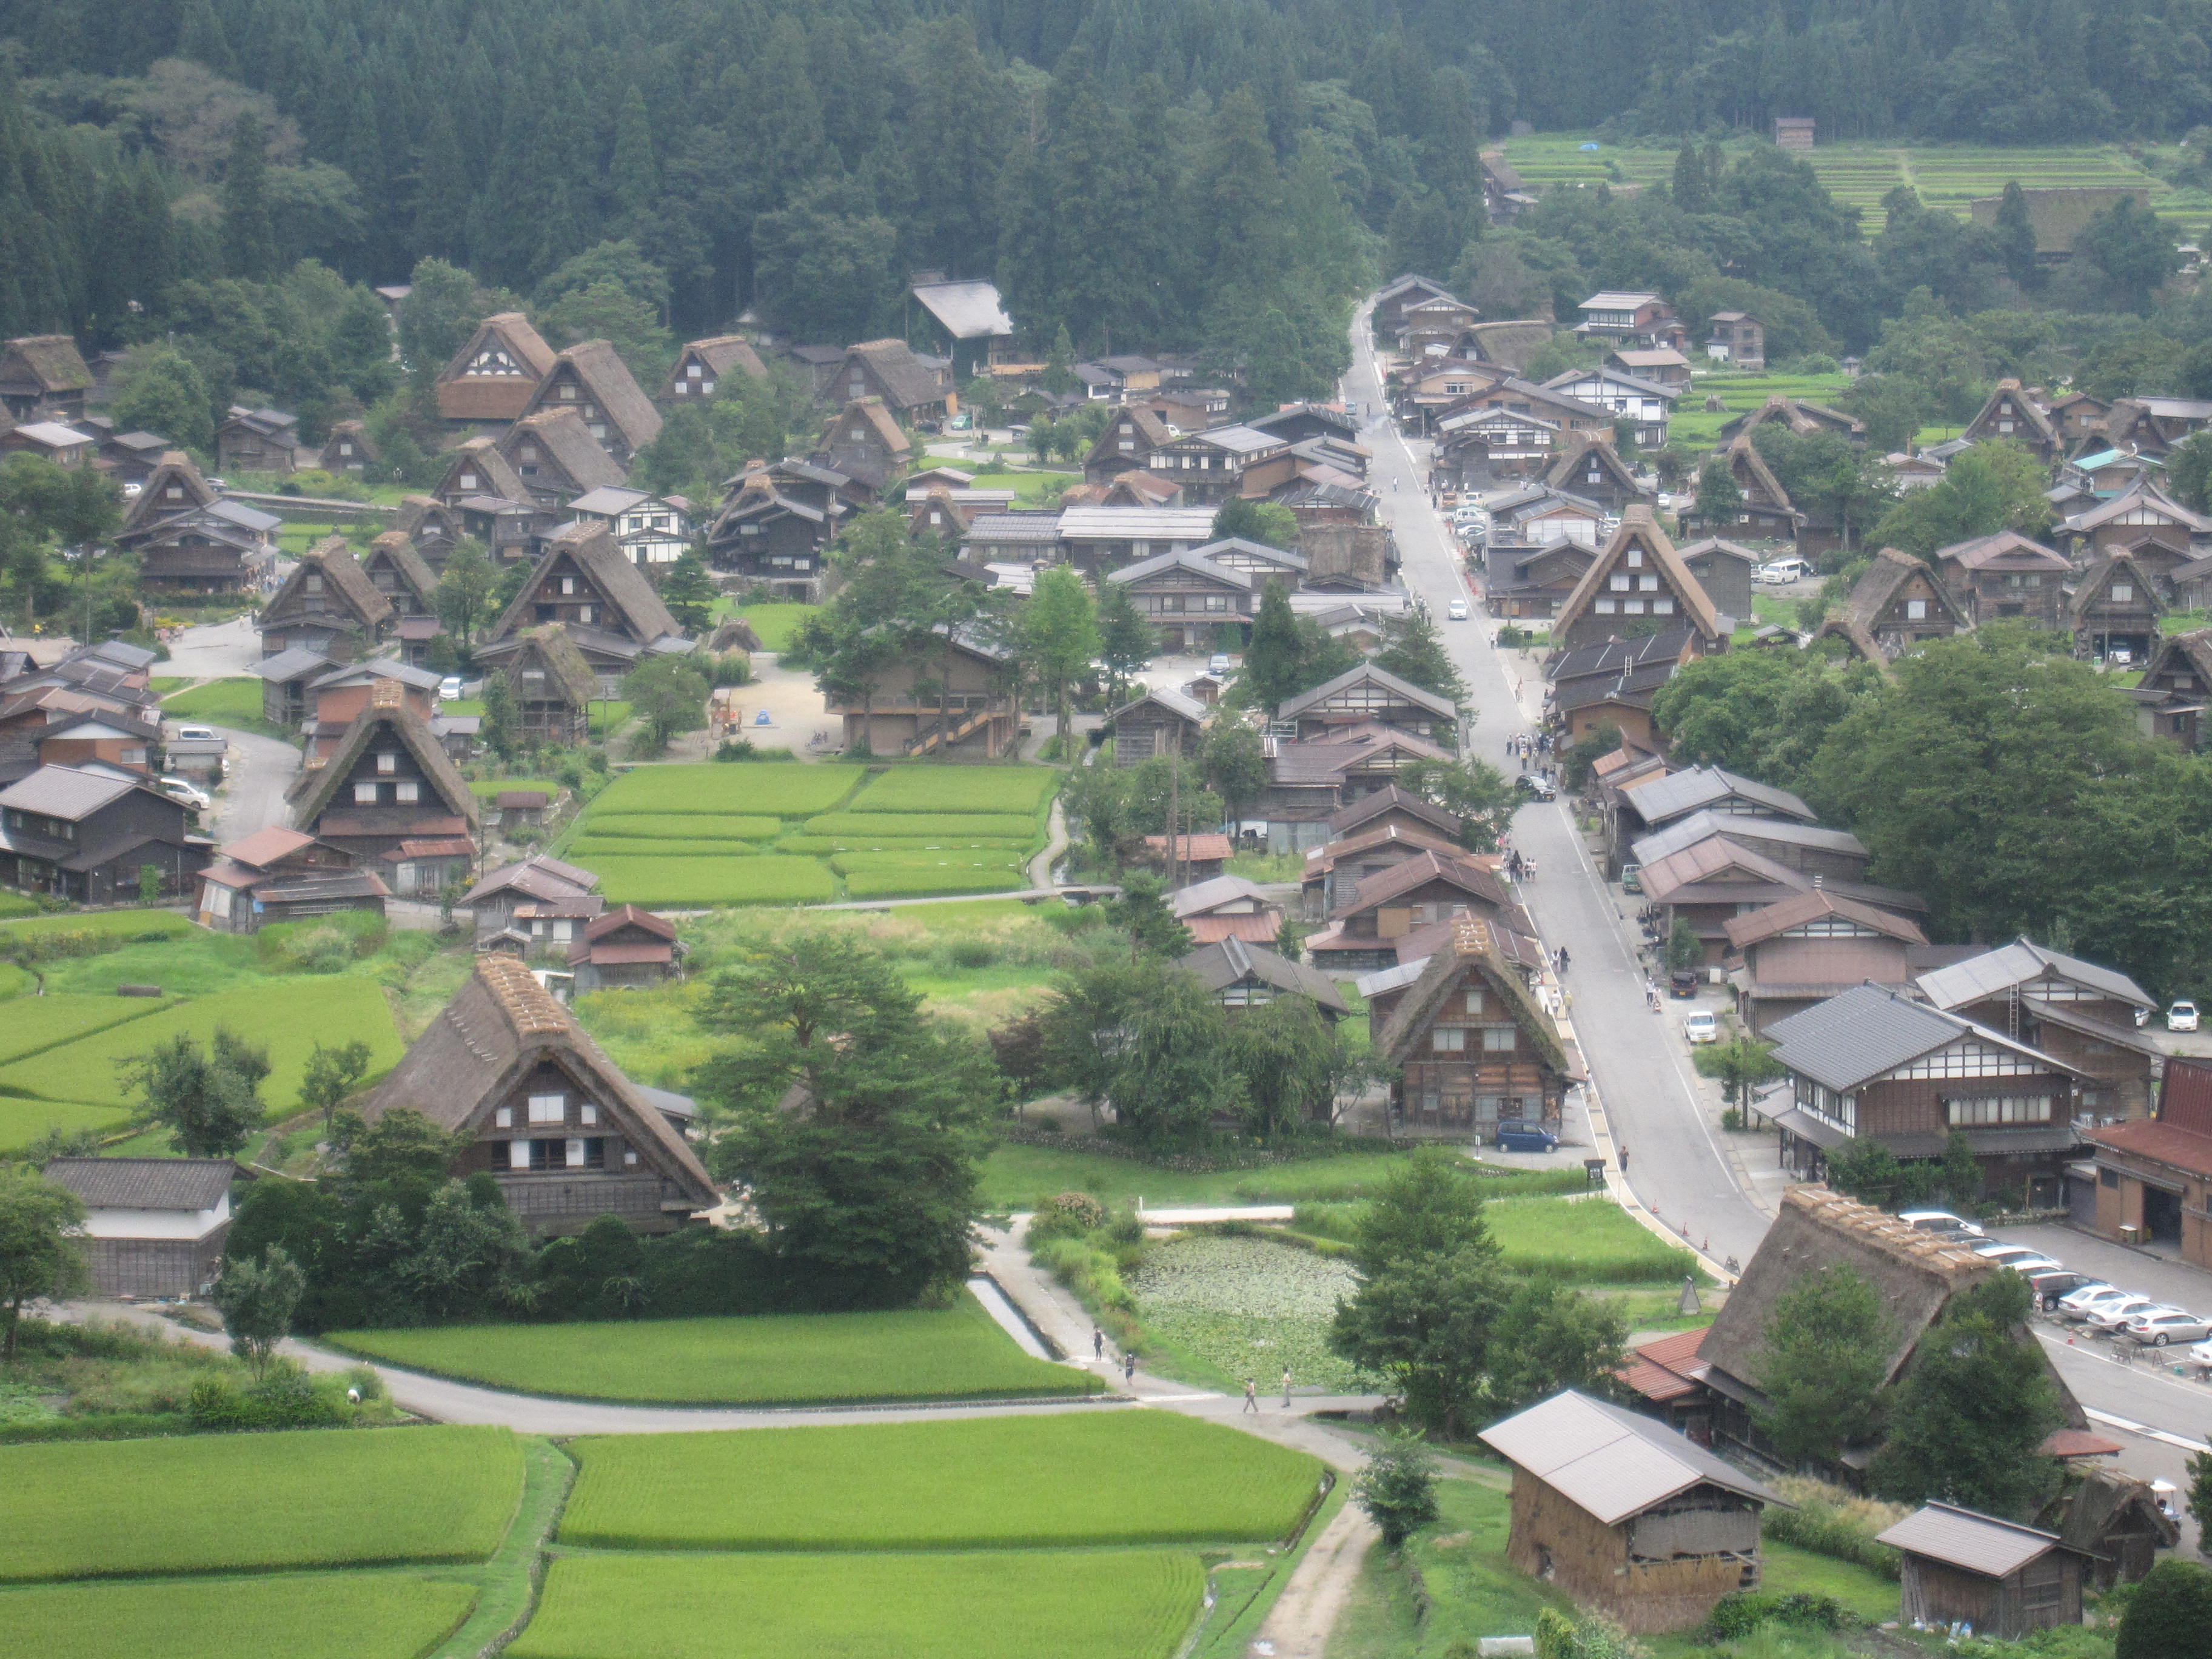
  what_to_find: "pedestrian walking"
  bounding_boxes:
[1556,945,1570,974]
[1093,1326,1104,1361]
[1618,1145,1631,1173]
[1124,1350,1136,1383]
[1281,1367,1294,1407]
[1243,1378,1259,1413]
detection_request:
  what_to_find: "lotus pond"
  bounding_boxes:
[1127,1235,1372,1395]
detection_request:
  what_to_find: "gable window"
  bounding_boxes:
[1625,598,1646,614]
[1595,598,1617,613]
[1654,598,1675,614]
[395,781,420,803]
[1432,1027,1467,1053]
[1638,575,1658,591]
[1906,600,1928,620]
[520,443,538,462]
[494,1107,512,1128]
[528,1093,566,1124]
[1483,1027,1517,1051]
[559,383,576,400]
[304,573,324,594]
[560,576,576,595]
[1626,549,1643,568]
[2112,582,2134,602]
[1609,574,1631,591]
[1465,989,1486,1014]
[459,472,478,491]
[353,781,379,803]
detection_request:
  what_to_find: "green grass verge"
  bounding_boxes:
[560,1412,1321,1552]
[0,1572,479,1659]
[0,976,404,1110]
[1757,1541,1901,1626]
[159,679,274,731]
[0,1425,526,1581]
[847,766,1059,816]
[423,1436,574,1659]
[593,763,863,817]
[0,961,26,999]
[732,602,822,651]
[466,777,562,799]
[508,1549,1204,1659]
[572,813,781,840]
[0,909,194,942]
[0,994,176,1066]
[328,1296,1096,1406]
[589,853,836,907]
[806,811,1038,839]
[1471,1197,1700,1284]
[842,867,1025,897]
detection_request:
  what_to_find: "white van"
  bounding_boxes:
[1758,558,1812,585]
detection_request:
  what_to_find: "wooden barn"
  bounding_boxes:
[1479,1389,1782,1634]
[1877,1504,2092,1639]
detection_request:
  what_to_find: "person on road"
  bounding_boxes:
[1556,945,1570,974]
[1281,1367,1294,1407]
[1618,1145,1631,1173]
[1093,1326,1104,1360]
[1244,1377,1259,1413]
[1124,1351,1136,1384]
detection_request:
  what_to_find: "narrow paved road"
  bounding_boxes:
[1341,307,1772,1273]
[205,725,300,844]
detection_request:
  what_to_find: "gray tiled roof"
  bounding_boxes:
[0,763,138,819]
[42,1157,233,1212]
[1877,1504,2071,1578]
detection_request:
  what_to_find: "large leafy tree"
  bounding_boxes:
[695,934,999,1302]
[1869,439,2055,557]
[622,653,710,752]
[1037,956,1236,1144]
[0,1168,85,1364]
[116,1027,268,1158]
[1020,565,1099,763]
[1752,1265,1893,1464]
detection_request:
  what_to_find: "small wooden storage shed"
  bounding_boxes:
[1877,1503,2093,1638]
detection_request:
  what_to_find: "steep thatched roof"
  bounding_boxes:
[512,622,598,706]
[525,338,663,455]
[361,531,438,609]
[485,521,681,648]
[1376,917,1579,1079]
[290,690,480,832]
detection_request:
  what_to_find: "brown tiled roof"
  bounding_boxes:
[1325,785,1463,840]
[362,954,715,1206]
[501,408,626,495]
[1335,848,1511,919]
[2088,1116,2212,1177]
[221,825,316,868]
[1723,888,1928,950]
[526,339,663,455]
[1615,1326,1714,1403]
[1303,822,1468,877]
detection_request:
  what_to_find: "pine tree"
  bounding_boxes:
[175,0,240,78]
[1672,140,1708,213]
[1245,578,1305,714]
[220,112,278,281]
[1994,181,2039,290]
[412,104,472,261]
[1095,577,1156,707]
[1373,611,1468,707]
[608,85,659,225]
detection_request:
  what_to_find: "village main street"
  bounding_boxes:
[1340,306,2212,1507]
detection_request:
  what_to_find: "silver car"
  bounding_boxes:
[2086,1296,2176,1333]
[2057,1285,2137,1322]
[2126,1309,2212,1347]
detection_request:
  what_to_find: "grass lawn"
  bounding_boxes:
[328,1296,1096,1405]
[1330,1473,1570,1659]
[0,975,404,1111]
[806,811,1039,840]
[964,468,1080,503]
[560,1412,1321,1551]
[1757,1540,1900,1626]
[509,1549,1204,1659]
[1478,1197,1701,1284]
[0,1425,525,1580]
[0,909,194,942]
[466,777,563,799]
[589,853,836,907]
[733,603,822,651]
[0,993,175,1067]
[977,1141,1585,1210]
[846,766,1059,816]
[0,1572,479,1659]
[0,1098,132,1154]
[593,763,864,817]
[159,679,274,732]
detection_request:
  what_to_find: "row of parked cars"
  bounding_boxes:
[1899,1208,2212,1363]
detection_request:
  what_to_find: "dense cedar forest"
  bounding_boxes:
[4,0,2212,359]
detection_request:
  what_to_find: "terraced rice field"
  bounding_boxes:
[329,1297,1094,1405]
[0,1426,526,1581]
[1497,133,2207,233]
[557,1413,1322,1551]
[0,1573,480,1659]
[509,1550,1206,1659]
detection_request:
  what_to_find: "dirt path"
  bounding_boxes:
[1253,1499,1381,1659]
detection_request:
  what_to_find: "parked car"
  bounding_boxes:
[2168,1000,2200,1032]
[2086,1296,2176,1333]
[2125,1309,2212,1346]
[1758,558,1812,585]
[1513,774,1557,802]
[155,776,211,811]
[2024,1269,2106,1309]
[2107,647,2134,667]
[1208,653,1231,676]
[1494,1120,1559,1153]
[2059,1285,2139,1321]
[1670,968,1701,998]
[1620,863,1643,895]
[2188,1337,2212,1369]
[438,675,463,702]
[1899,1209,1985,1238]
[1683,1009,1720,1044]
[1447,599,1469,621]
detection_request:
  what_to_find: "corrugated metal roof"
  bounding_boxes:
[1632,811,1866,868]
[1917,939,2153,1013]
[255,645,335,682]
[1057,506,1220,539]
[1355,959,1427,997]
[1477,1390,1781,1526]
[1877,1504,2067,1577]
[1279,662,1458,721]
[911,281,1013,338]
[1621,765,1814,826]
[1106,549,1251,589]
[1766,985,1966,1091]
[1168,874,1273,918]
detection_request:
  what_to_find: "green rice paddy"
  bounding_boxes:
[591,763,865,817]
[559,1413,1321,1552]
[328,1296,1095,1405]
[805,811,1039,839]
[846,766,1059,815]
[0,1573,480,1659]
[586,853,837,907]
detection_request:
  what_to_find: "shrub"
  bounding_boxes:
[1763,1476,1907,1578]
[256,908,388,972]
[2117,1558,2212,1659]
[1707,1590,1852,1640]
[1054,1192,1109,1229]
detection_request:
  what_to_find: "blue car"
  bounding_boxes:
[1495,1121,1559,1153]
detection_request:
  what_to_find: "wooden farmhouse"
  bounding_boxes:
[1722,888,1928,1034]
[359,531,442,667]
[1699,1187,2087,1467]
[660,334,767,403]
[358,953,718,1235]
[1815,549,1971,665]
[1140,424,1298,506]
[1960,379,2062,464]
[298,659,441,758]
[463,854,601,945]
[1144,833,1232,882]
[498,623,598,747]
[317,420,378,474]
[1109,685,1207,766]
[2121,627,2212,749]
[1168,874,1281,946]
[827,338,954,424]
[213,405,301,474]
[0,334,92,420]
[499,407,626,508]
[566,904,680,992]
[287,685,480,865]
[193,825,386,933]
[2069,553,2165,663]
[1305,851,1524,973]
[515,338,663,466]
[1704,310,1765,370]
[1549,508,1725,656]
[39,1159,234,1298]
[0,420,95,468]
[258,537,393,665]
[116,452,280,593]
[1917,939,2159,1121]
[705,459,851,598]
[1479,1390,1780,1634]
[1878,1506,2091,1640]
[1934,532,2070,629]
[436,312,557,431]
[832,622,1017,758]
[474,521,690,691]
[2085,1057,2212,1267]
[1631,806,1869,885]
[1637,836,1926,967]
[1543,438,1655,512]
[1084,404,1175,482]
[1375,917,1578,1137]
[1541,369,1678,449]
[1323,785,1463,846]
[4,703,159,782]
[1669,540,1759,622]
[1301,822,1474,917]
[811,397,911,492]
[0,765,208,902]
[2038,1469,2179,1591]
[1718,396,1862,444]
[1373,273,1458,336]
[1104,549,1253,654]
[1258,723,1454,852]
[1607,762,1818,878]
[1177,936,1348,1022]
[1278,662,1457,741]
[1482,538,1597,622]
[2060,475,2212,561]
[1764,985,2091,1204]
[1432,406,1561,492]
